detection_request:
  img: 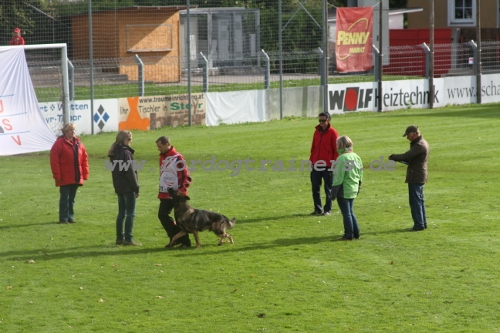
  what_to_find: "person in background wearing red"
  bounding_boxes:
[10,28,25,45]
[50,123,89,224]
[309,112,339,216]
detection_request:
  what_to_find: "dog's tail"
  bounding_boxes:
[227,217,236,229]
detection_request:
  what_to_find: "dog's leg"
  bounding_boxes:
[167,231,188,248]
[227,234,234,244]
[192,230,202,248]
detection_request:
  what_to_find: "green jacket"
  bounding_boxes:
[332,151,363,199]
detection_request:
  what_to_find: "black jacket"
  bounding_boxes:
[109,144,139,195]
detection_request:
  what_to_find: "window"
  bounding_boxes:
[448,0,476,26]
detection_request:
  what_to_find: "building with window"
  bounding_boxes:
[407,0,498,29]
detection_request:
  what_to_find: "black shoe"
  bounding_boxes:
[310,211,323,216]
[68,219,76,223]
[407,228,425,232]
[58,220,69,224]
[116,239,124,245]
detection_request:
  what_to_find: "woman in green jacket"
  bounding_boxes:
[332,136,363,241]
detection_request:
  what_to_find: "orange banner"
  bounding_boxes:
[336,7,373,72]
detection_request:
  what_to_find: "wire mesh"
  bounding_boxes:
[3,2,500,102]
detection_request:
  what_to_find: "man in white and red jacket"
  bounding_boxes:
[50,123,89,223]
[309,112,339,216]
[156,136,192,248]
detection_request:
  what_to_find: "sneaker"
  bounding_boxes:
[116,239,124,245]
[68,219,76,223]
[310,211,323,216]
[322,211,331,216]
[124,241,142,246]
[58,220,69,224]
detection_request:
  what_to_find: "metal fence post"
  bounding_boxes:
[133,54,144,97]
[373,45,380,83]
[421,43,431,79]
[67,59,75,101]
[260,49,270,89]
[199,52,209,92]
[317,47,325,85]
[469,40,478,75]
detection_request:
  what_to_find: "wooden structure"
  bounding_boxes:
[71,6,187,83]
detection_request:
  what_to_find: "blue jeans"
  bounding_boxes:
[337,197,360,239]
[311,170,334,213]
[408,183,427,230]
[116,192,136,242]
[59,184,79,222]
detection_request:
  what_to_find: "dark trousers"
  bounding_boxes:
[59,184,79,222]
[116,192,136,242]
[158,199,191,246]
[310,170,334,213]
[408,183,427,230]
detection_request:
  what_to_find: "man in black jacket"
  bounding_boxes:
[389,125,430,231]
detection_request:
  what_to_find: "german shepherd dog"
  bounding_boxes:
[167,189,236,248]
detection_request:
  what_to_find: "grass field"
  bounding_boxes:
[1,105,499,332]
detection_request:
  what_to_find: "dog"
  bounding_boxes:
[167,188,236,248]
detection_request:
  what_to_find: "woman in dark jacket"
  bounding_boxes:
[108,131,141,246]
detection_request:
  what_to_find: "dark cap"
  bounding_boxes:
[402,125,418,137]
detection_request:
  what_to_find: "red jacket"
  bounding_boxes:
[10,36,25,45]
[309,124,339,168]
[50,136,89,186]
[158,147,191,199]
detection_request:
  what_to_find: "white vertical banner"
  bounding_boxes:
[0,46,56,156]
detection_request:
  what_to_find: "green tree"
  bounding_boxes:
[0,0,45,44]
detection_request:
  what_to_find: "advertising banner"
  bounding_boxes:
[118,93,206,131]
[327,78,445,112]
[0,47,55,156]
[39,99,119,136]
[336,7,373,72]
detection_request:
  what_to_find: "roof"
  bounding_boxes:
[328,7,423,23]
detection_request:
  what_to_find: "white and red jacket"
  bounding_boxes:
[158,147,191,200]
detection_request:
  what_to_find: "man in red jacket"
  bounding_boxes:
[309,112,339,216]
[9,28,25,45]
[156,136,192,248]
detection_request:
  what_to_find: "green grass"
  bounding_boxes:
[1,105,499,332]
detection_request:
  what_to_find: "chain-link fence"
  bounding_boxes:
[3,1,500,103]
